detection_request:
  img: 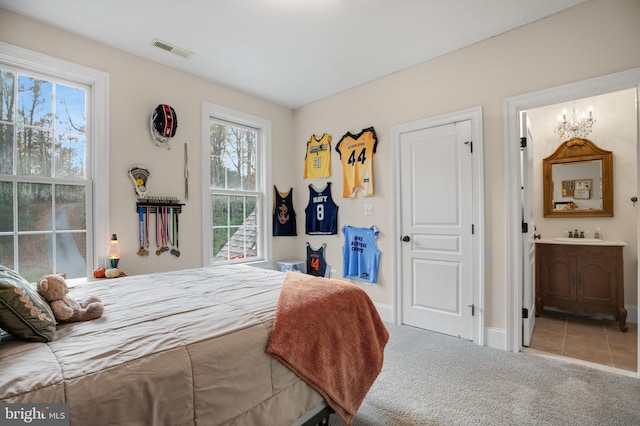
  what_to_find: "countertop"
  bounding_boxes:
[536,238,627,247]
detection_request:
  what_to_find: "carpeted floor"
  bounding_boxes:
[328,322,640,426]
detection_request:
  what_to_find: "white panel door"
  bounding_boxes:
[521,112,536,347]
[400,120,474,339]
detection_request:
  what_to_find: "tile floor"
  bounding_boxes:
[527,309,637,372]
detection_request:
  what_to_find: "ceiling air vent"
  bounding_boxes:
[151,38,193,59]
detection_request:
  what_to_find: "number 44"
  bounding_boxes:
[348,148,367,166]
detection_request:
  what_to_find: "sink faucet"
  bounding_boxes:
[573,229,579,238]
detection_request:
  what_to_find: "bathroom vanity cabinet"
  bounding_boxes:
[535,241,627,332]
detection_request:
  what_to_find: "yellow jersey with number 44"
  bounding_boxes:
[303,133,332,179]
[335,127,377,197]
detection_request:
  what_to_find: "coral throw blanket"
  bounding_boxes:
[266,272,389,425]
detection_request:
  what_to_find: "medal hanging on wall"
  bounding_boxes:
[170,208,180,257]
[156,207,166,255]
[167,207,175,255]
[152,206,181,257]
[137,206,150,256]
[134,197,183,259]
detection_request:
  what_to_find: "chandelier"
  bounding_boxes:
[555,106,595,140]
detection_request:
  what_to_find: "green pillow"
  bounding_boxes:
[0,265,56,342]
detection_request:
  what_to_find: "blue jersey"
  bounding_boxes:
[342,225,381,283]
[273,186,297,236]
[305,183,338,235]
[306,242,330,277]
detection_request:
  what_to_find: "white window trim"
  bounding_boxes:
[0,42,110,277]
[201,101,272,266]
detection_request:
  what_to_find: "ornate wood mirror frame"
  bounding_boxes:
[543,138,613,218]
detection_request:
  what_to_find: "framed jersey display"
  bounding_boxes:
[335,127,377,197]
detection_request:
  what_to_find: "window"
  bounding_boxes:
[0,43,109,282]
[202,102,271,265]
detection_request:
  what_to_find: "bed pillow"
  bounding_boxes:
[0,265,56,342]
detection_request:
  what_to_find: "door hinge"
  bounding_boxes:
[520,137,527,149]
[522,307,529,319]
[522,222,528,233]
[472,224,475,234]
[464,141,473,153]
[468,304,475,316]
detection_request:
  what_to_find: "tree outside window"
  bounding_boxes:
[0,69,89,282]
[208,118,261,262]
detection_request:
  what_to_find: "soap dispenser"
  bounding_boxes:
[594,227,601,240]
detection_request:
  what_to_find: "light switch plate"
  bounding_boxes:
[364,204,374,216]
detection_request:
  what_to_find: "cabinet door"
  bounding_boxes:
[541,254,576,301]
[578,256,617,305]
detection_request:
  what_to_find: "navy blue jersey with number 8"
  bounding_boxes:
[305,183,338,235]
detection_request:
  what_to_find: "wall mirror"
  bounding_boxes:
[543,138,613,217]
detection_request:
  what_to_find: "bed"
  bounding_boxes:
[0,264,387,426]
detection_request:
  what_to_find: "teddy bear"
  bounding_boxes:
[37,273,104,323]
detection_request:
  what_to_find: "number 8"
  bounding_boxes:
[316,204,324,220]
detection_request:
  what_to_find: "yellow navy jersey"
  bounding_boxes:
[335,127,377,197]
[303,133,332,179]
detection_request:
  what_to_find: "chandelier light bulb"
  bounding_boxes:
[554,106,595,141]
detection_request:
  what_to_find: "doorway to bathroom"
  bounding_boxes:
[504,68,640,376]
[525,89,637,372]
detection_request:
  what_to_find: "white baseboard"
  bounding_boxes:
[626,305,637,324]
[375,303,394,323]
[484,327,507,351]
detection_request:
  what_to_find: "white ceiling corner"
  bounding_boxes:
[0,0,588,108]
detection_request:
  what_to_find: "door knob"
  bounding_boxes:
[402,235,410,242]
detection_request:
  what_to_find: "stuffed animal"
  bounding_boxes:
[37,273,104,323]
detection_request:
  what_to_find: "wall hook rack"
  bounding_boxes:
[135,198,185,257]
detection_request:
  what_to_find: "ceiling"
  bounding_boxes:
[0,0,588,109]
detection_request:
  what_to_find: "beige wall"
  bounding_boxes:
[291,0,640,330]
[0,8,298,276]
[1,0,639,336]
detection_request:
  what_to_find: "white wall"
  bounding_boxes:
[2,0,639,335]
[528,88,638,308]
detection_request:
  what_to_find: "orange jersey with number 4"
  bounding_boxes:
[303,133,332,179]
[335,127,377,197]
